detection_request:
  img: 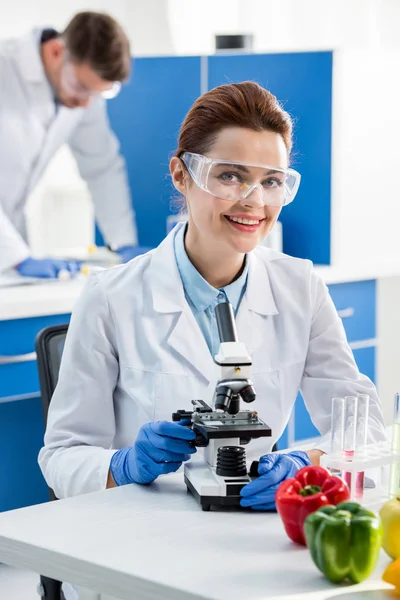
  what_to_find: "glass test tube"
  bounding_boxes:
[330,397,345,454]
[330,397,345,478]
[389,393,400,497]
[343,396,358,495]
[354,394,370,499]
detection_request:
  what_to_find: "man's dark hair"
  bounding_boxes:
[63,11,131,82]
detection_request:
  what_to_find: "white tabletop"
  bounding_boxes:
[0,278,84,321]
[0,474,393,600]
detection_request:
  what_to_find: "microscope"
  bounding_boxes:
[172,302,272,511]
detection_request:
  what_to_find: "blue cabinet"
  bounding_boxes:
[328,280,376,342]
[0,397,49,511]
[0,314,70,399]
[0,313,70,511]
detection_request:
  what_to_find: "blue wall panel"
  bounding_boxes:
[103,57,201,247]
[208,52,332,264]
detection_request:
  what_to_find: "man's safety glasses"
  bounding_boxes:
[61,57,121,100]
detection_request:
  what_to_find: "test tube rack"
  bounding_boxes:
[320,441,400,508]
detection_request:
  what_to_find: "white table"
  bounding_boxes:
[0,474,394,600]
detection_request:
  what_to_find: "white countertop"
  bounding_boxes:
[2,261,400,321]
[0,474,393,600]
[0,278,85,321]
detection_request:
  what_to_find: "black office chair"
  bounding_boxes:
[36,324,69,600]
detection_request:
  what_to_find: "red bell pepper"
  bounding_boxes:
[276,465,350,545]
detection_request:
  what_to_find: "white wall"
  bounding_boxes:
[0,1,127,38]
[0,1,173,55]
[2,0,399,55]
[377,277,400,423]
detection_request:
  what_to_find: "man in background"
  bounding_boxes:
[0,11,141,277]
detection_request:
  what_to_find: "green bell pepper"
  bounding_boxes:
[304,501,383,584]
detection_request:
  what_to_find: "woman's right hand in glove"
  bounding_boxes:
[109,421,197,485]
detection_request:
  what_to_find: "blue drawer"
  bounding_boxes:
[294,345,376,442]
[0,314,70,399]
[327,280,376,342]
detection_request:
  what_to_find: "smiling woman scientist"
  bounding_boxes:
[39,82,386,517]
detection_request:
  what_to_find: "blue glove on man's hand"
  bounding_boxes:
[110,421,197,486]
[16,257,81,279]
[115,245,152,263]
[240,450,311,511]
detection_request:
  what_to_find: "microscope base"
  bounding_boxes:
[184,461,252,511]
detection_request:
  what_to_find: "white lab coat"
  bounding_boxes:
[39,222,386,501]
[0,30,137,272]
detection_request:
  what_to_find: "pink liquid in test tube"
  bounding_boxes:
[343,449,364,498]
[343,397,358,498]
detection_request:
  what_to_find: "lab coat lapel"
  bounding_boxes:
[167,309,215,384]
[149,224,215,384]
[236,250,279,356]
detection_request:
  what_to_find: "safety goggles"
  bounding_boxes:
[181,152,301,207]
[61,56,121,100]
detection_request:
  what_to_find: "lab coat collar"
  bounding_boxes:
[17,29,51,83]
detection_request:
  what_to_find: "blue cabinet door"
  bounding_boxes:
[208,52,332,264]
[105,57,201,248]
[328,280,376,343]
[0,397,49,511]
[0,313,70,399]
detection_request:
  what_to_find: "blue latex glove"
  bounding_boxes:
[115,245,152,263]
[110,421,197,485]
[16,257,81,279]
[240,450,311,511]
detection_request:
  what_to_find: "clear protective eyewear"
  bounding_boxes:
[181,152,301,207]
[61,57,121,100]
